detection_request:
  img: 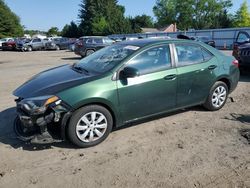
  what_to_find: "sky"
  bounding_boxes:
[3,0,250,31]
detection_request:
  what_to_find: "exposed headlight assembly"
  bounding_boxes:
[20,95,61,115]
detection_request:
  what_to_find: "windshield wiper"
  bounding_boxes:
[72,63,89,74]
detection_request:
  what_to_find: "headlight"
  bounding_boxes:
[20,95,60,114]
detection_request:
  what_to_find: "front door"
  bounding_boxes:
[117,44,177,122]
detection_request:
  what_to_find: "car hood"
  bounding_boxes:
[13,64,100,98]
[238,43,250,49]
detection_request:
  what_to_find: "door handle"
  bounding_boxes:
[208,65,217,70]
[164,74,177,80]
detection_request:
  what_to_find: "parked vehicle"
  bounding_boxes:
[232,31,250,69]
[0,38,14,49]
[74,36,114,57]
[13,38,239,148]
[22,38,46,52]
[2,39,16,51]
[16,38,32,51]
[45,37,72,50]
[191,36,216,48]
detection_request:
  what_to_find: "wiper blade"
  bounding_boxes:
[72,63,89,74]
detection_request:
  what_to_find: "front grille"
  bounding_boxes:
[241,50,250,56]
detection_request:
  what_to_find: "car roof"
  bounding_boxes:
[117,38,193,47]
[80,36,108,39]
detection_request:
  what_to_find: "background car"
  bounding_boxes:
[45,37,72,50]
[0,38,14,49]
[191,36,216,47]
[13,38,239,148]
[232,31,250,70]
[1,38,16,51]
[23,38,47,52]
[74,36,114,57]
[15,38,32,51]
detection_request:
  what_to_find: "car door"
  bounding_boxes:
[32,38,42,49]
[117,44,177,122]
[174,43,218,108]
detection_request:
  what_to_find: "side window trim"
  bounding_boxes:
[173,43,214,68]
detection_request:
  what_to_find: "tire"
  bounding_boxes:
[55,45,60,51]
[27,46,32,52]
[203,81,228,111]
[13,116,38,141]
[86,49,95,56]
[67,105,113,148]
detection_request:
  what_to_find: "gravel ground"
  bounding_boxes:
[0,50,249,188]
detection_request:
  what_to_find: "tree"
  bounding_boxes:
[129,14,154,33]
[61,21,79,37]
[233,0,250,27]
[47,27,60,36]
[0,0,24,38]
[153,0,233,30]
[78,0,132,36]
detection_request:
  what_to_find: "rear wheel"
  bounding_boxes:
[67,105,113,148]
[86,49,95,56]
[203,81,228,111]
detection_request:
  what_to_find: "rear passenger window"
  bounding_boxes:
[175,44,213,66]
[93,38,103,44]
[202,49,213,61]
[86,39,93,44]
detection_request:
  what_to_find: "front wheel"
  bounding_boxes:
[86,49,95,56]
[27,46,32,52]
[203,81,228,111]
[55,45,60,51]
[67,105,113,148]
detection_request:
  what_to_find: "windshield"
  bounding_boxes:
[75,44,140,73]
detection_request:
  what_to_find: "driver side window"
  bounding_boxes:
[127,45,171,75]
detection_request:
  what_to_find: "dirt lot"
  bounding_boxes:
[0,50,249,188]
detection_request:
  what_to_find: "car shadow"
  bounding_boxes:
[224,113,250,124]
[0,107,77,151]
[61,57,81,61]
[239,74,250,82]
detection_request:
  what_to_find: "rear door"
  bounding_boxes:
[174,43,218,107]
[117,44,177,122]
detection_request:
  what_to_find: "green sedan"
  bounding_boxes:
[13,38,240,148]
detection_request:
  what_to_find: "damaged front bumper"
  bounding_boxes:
[14,96,72,144]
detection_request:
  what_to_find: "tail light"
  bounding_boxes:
[232,59,239,68]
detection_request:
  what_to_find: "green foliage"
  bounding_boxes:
[0,0,24,38]
[233,0,250,27]
[47,27,60,36]
[61,21,80,38]
[129,14,154,33]
[78,0,132,36]
[153,0,233,30]
[92,17,108,35]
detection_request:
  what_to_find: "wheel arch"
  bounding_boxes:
[217,77,231,91]
[61,100,120,140]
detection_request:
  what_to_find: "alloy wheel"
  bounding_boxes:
[212,86,227,108]
[76,112,108,143]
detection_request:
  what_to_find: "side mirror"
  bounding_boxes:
[120,67,139,79]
